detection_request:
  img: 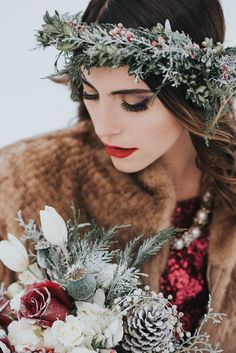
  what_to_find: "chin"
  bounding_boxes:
[110,158,150,174]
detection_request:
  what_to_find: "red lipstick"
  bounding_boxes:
[104,144,138,158]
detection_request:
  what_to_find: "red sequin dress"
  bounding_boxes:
[160,195,211,334]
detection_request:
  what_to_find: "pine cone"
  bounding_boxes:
[122,301,176,353]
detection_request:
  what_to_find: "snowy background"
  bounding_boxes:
[0,0,235,148]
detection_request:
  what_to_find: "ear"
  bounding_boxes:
[49,73,70,85]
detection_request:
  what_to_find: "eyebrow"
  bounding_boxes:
[81,76,152,95]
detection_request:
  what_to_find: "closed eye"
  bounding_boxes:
[82,92,152,113]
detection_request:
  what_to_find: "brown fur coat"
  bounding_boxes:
[1,119,236,352]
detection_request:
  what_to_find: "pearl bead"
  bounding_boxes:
[110,28,119,36]
[109,29,116,36]
[170,188,212,250]
[197,210,208,222]
[191,226,201,238]
[175,239,184,250]
[203,191,211,202]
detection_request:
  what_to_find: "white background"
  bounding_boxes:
[0,0,235,148]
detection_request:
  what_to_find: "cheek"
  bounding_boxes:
[130,107,182,153]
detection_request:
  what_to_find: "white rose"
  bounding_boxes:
[5,282,23,299]
[18,263,44,285]
[70,348,97,353]
[43,327,58,347]
[103,316,123,347]
[43,328,66,353]
[92,312,123,348]
[7,318,43,351]
[76,301,105,337]
[10,289,25,311]
[51,315,84,347]
[76,301,123,348]
[75,302,106,343]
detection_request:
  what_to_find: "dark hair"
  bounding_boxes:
[77,0,236,215]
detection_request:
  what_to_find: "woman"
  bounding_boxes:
[0,0,236,351]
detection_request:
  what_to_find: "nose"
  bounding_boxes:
[93,103,124,138]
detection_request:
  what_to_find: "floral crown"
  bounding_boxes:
[35,10,236,146]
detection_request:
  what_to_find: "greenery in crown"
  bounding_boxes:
[35,10,236,146]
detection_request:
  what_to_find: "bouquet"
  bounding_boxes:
[0,205,225,353]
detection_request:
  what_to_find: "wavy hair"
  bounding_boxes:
[74,0,236,215]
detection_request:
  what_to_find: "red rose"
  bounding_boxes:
[0,296,15,329]
[19,280,72,327]
[0,328,14,353]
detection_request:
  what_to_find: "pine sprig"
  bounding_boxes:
[132,227,182,268]
[116,233,144,267]
[65,203,128,269]
[16,210,42,244]
[106,264,143,306]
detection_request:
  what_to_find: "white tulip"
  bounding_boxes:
[0,233,29,272]
[5,282,24,299]
[10,289,25,311]
[18,263,44,285]
[39,205,68,246]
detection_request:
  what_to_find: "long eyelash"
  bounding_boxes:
[82,92,150,113]
[82,92,99,100]
[121,97,150,112]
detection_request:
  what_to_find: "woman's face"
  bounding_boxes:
[81,65,185,173]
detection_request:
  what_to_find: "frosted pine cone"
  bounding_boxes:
[122,295,180,353]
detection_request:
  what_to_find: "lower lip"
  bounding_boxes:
[105,146,138,158]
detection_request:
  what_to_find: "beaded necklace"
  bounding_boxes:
[170,190,214,250]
